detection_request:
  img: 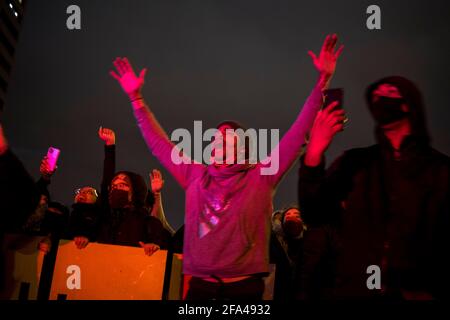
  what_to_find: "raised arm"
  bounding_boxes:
[110,58,202,189]
[150,169,175,235]
[98,127,116,203]
[265,34,344,186]
[35,155,56,198]
[298,103,348,225]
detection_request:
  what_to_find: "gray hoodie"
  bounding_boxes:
[133,84,323,278]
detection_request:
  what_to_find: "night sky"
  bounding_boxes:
[3,0,450,230]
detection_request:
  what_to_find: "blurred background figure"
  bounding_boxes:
[270,206,306,300]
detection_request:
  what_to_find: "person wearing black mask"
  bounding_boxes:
[96,171,169,255]
[298,76,450,300]
[74,127,169,255]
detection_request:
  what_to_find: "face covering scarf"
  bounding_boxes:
[370,96,409,126]
[109,189,130,209]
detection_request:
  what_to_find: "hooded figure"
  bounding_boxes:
[269,207,306,300]
[95,171,169,249]
[299,76,450,299]
[366,76,430,144]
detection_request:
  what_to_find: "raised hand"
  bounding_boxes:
[40,156,56,180]
[305,102,346,167]
[308,34,344,87]
[98,126,116,146]
[110,57,147,100]
[139,241,160,256]
[150,169,164,194]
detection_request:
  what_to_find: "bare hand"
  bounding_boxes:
[139,241,160,256]
[150,169,164,194]
[40,156,56,179]
[98,126,116,146]
[110,57,147,100]
[308,34,344,87]
[305,102,346,166]
[74,236,89,249]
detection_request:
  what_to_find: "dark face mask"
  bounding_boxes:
[283,220,303,238]
[108,189,130,209]
[370,96,409,126]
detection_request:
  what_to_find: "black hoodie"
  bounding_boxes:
[96,170,169,249]
[366,76,430,144]
[298,77,450,299]
[69,202,100,240]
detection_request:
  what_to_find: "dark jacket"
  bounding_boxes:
[269,232,300,300]
[0,150,39,232]
[68,203,100,240]
[68,145,114,241]
[298,76,450,299]
[96,208,168,248]
[94,146,169,248]
[295,225,339,300]
[40,202,70,238]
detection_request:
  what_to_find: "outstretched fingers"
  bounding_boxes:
[328,34,337,53]
[321,34,331,55]
[335,45,344,59]
[139,68,147,81]
[109,70,121,81]
[113,57,126,75]
[122,57,134,74]
[307,51,318,64]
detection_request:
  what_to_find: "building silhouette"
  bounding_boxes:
[0,0,26,111]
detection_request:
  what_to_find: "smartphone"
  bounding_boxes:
[46,147,60,171]
[323,88,344,110]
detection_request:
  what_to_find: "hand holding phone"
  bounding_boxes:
[46,147,60,172]
[323,88,344,110]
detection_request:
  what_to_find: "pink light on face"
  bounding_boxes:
[284,208,302,223]
[372,84,403,102]
[111,174,131,191]
[211,125,239,165]
[74,187,98,204]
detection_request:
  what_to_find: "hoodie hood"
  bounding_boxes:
[366,76,430,146]
[113,171,148,208]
